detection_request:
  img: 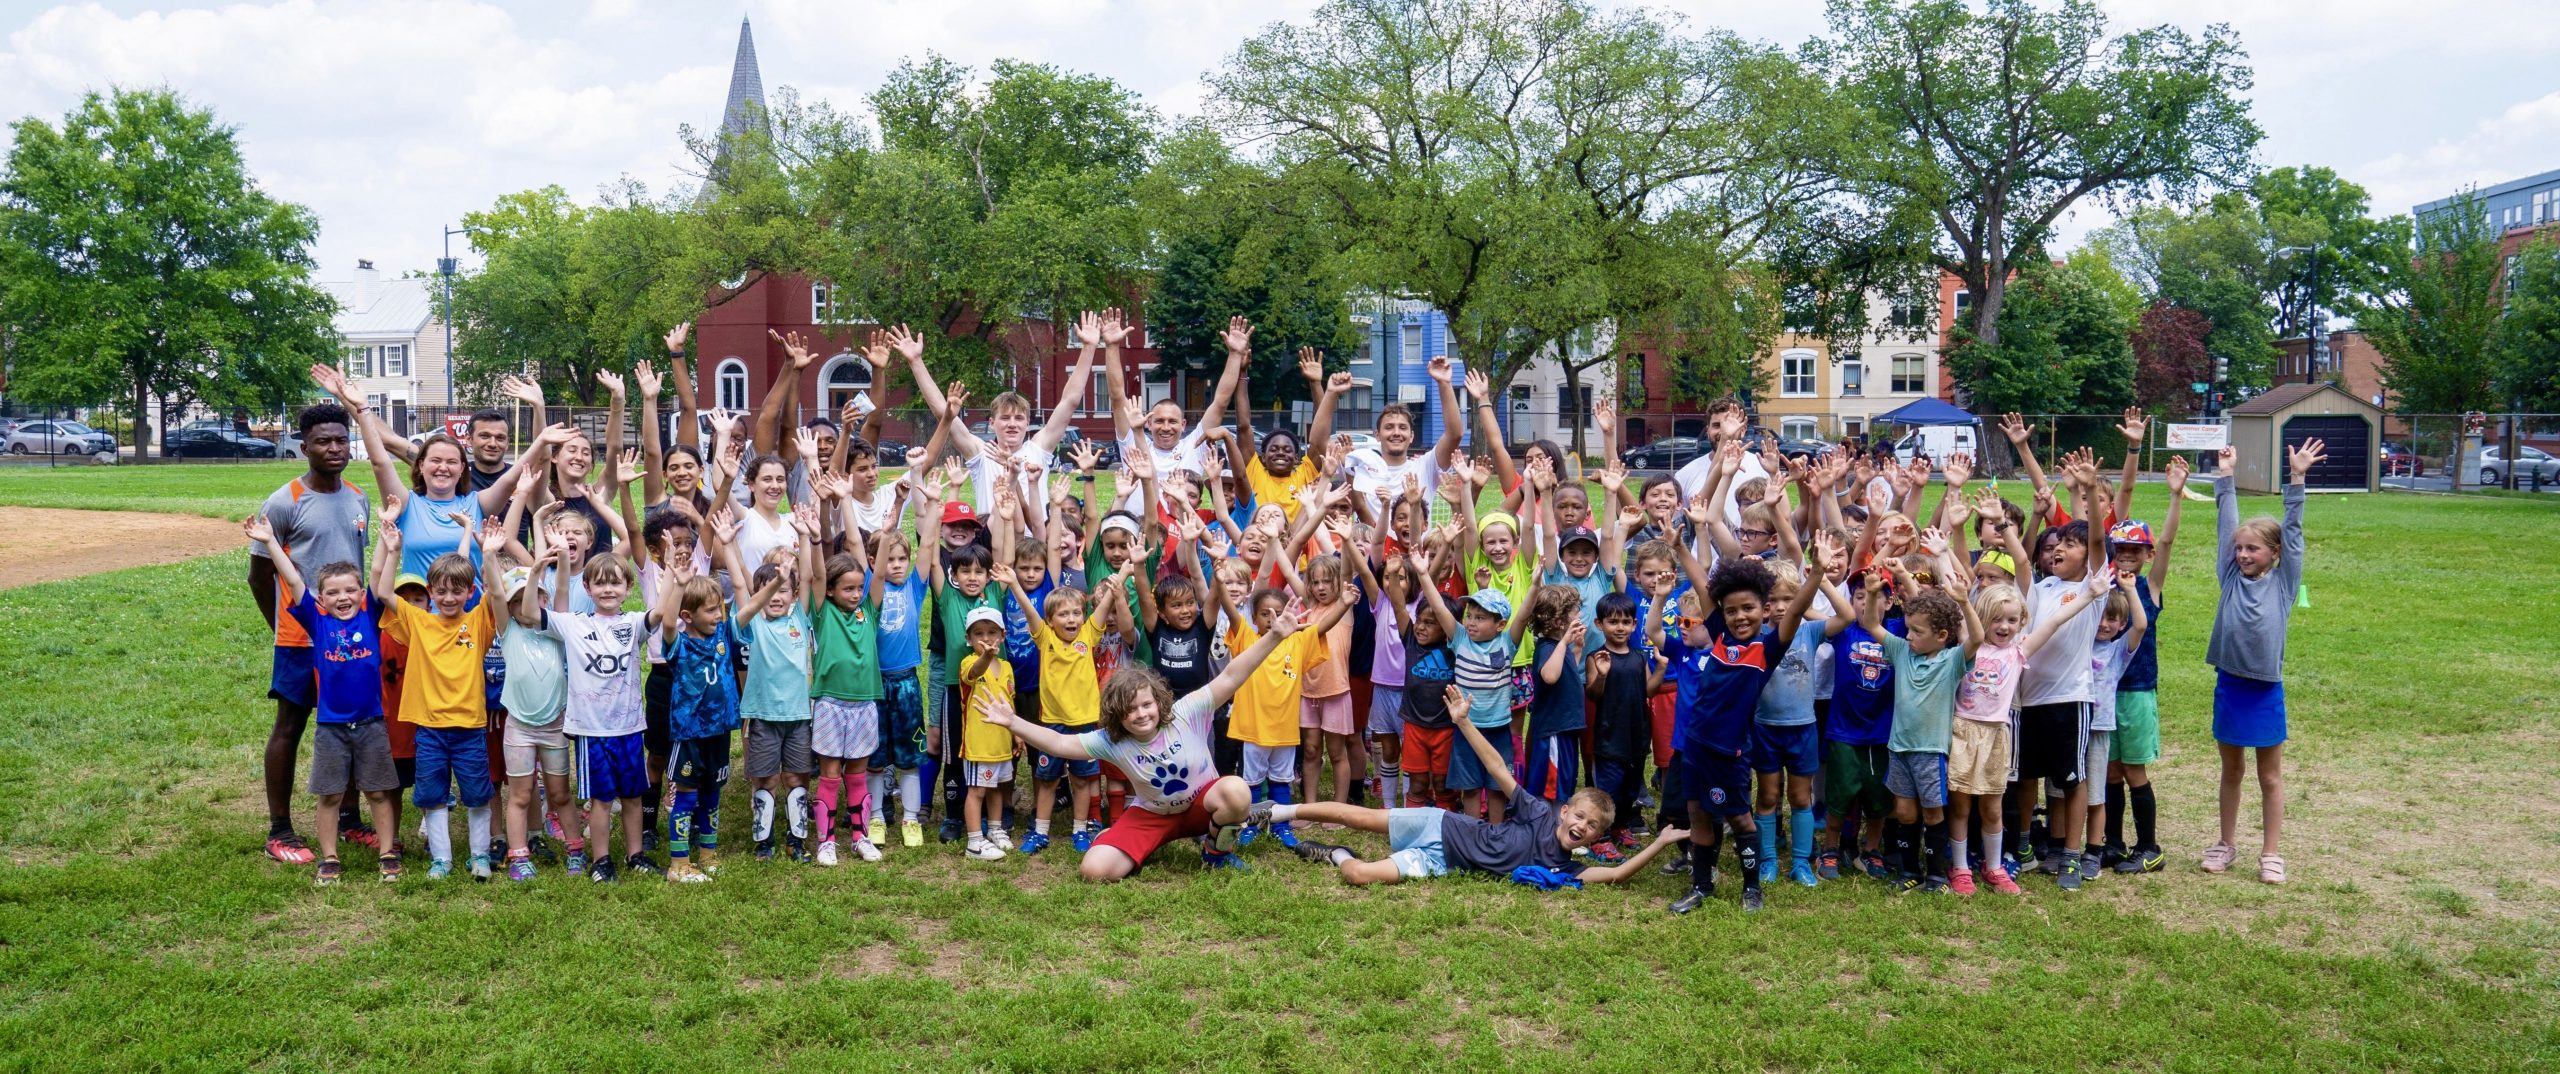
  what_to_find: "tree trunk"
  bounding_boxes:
[132,375,151,459]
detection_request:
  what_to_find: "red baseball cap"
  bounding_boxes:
[941,502,979,526]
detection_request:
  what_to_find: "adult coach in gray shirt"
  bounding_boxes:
[247,402,375,865]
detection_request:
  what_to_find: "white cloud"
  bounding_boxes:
[0,0,2552,282]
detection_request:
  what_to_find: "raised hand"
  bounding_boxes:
[597,368,626,398]
[616,448,645,485]
[664,321,691,355]
[2165,454,2191,492]
[790,502,822,538]
[793,426,822,465]
[1917,527,1949,556]
[1427,354,1453,384]
[1999,412,2031,446]
[1940,452,1972,487]
[706,504,741,547]
[1715,438,1744,474]
[1463,368,1490,401]
[1126,447,1156,483]
[1593,392,1615,431]
[905,445,930,470]
[2216,444,2237,477]
[839,397,864,433]
[478,516,509,555]
[707,409,743,441]
[2118,406,2148,445]
[1812,526,1843,567]
[494,374,543,408]
[309,362,357,406]
[633,359,661,398]
[2031,485,2055,521]
[887,324,925,364]
[1597,460,1628,496]
[1074,310,1103,350]
[1564,617,1587,651]
[243,514,276,546]
[1101,308,1137,347]
[769,329,816,369]
[376,507,403,554]
[1070,440,1100,473]
[1326,370,1352,395]
[1222,315,1253,355]
[945,382,971,416]
[2287,438,2325,480]
[1616,503,1646,532]
[863,329,892,373]
[990,562,1018,587]
[1684,490,1713,527]
[1298,347,1325,384]
[1526,454,1555,492]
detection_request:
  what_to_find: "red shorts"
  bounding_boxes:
[1648,691,1676,767]
[1090,793,1217,868]
[387,709,417,760]
[1402,724,1454,779]
[1099,761,1129,784]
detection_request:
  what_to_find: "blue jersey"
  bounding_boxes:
[1660,614,1775,757]
[1625,578,1689,662]
[2119,575,2162,692]
[1827,617,1903,746]
[874,570,928,674]
[288,593,387,725]
[668,619,741,741]
[1002,576,1052,690]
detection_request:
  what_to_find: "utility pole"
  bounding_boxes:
[439,224,473,409]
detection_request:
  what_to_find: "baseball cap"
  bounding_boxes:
[1462,588,1513,620]
[1559,525,1600,550]
[393,572,430,593]
[2106,519,2155,547]
[941,502,979,527]
[500,565,534,601]
[964,606,1005,631]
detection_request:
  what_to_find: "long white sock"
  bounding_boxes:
[421,806,453,863]
[466,806,493,857]
[1951,837,1971,872]
[753,789,776,841]
[868,771,890,821]
[1379,763,1402,808]
[897,769,921,822]
[1267,803,1299,823]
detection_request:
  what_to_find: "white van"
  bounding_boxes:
[1890,424,1980,469]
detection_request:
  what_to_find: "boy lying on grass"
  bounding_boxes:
[1263,684,1689,886]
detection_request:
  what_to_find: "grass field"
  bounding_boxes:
[4,465,2559,1071]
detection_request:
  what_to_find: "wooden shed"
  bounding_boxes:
[2226,383,2380,493]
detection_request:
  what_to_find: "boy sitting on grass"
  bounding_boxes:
[1267,684,1689,886]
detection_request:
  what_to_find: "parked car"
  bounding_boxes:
[2380,441,2421,477]
[1621,436,1707,471]
[1741,428,1832,462]
[6,419,116,456]
[163,427,277,459]
[2479,445,2560,486]
[873,437,913,467]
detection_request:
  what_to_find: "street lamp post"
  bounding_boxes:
[438,224,475,408]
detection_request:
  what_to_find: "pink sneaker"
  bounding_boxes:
[1948,867,1977,896]
[1985,864,2023,895]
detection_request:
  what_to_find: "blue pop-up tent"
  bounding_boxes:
[1872,397,1980,426]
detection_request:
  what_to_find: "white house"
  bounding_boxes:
[321,260,451,437]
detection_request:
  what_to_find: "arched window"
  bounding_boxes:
[817,353,873,416]
[716,358,749,412]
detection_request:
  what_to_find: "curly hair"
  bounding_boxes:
[1902,590,1964,645]
[1528,584,1581,640]
[1097,664,1177,742]
[1707,557,1774,608]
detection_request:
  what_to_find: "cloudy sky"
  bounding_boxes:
[2,0,2554,287]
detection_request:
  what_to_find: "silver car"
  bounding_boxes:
[5,419,116,457]
[2479,445,2560,485]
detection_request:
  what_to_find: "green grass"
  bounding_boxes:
[0,459,310,519]
[4,478,2560,1070]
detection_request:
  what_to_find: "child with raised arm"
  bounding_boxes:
[915,467,1007,845]
[530,546,667,884]
[1418,509,1544,825]
[995,554,1112,857]
[1649,543,1823,914]
[245,513,401,885]
[1272,684,1690,887]
[1224,527,1357,852]
[806,499,886,867]
[826,466,932,852]
[1392,547,1461,812]
[2204,440,2320,885]
[1585,590,1663,860]
[659,526,774,883]
[1750,536,1853,889]
[371,518,500,882]
[486,483,579,882]
[2102,454,2187,875]
[739,507,820,865]
[1522,585,1590,803]
[1947,565,2110,895]
[2075,570,2151,882]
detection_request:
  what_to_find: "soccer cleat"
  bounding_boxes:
[1661,849,1689,876]
[2128,847,2165,873]
[1588,841,1626,865]
[695,848,720,876]
[854,838,882,863]
[901,821,924,849]
[1948,867,1978,896]
[530,837,558,864]
[966,838,1006,861]
[1740,888,1764,913]
[2056,860,2083,891]
[1072,828,1095,854]
[507,857,536,883]
[642,827,661,853]
[624,854,663,880]
[1757,856,1779,885]
[1668,887,1710,915]
[756,838,776,863]
[1817,848,1841,881]
[1020,831,1051,856]
[816,840,840,867]
[1888,874,1921,895]
[1919,877,1949,895]
[314,858,343,887]
[587,856,617,884]
[426,859,453,881]
[340,823,381,851]
[1202,850,1251,872]
[1789,859,1820,888]
[1291,840,1349,866]
[1986,865,2023,895]
[1237,824,1261,848]
[266,833,316,865]
[1243,799,1276,829]
[787,836,811,863]
[939,817,963,844]
[1271,822,1301,850]
[2098,843,2129,870]
[1861,852,1893,881]
[564,850,588,878]
[468,854,493,882]
[666,859,710,884]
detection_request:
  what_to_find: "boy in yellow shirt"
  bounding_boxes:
[372,517,501,881]
[957,608,1018,861]
[1225,584,1354,852]
[995,561,1131,855]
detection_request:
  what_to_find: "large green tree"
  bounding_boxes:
[2357,189,2503,416]
[0,88,334,452]
[1817,0,2259,403]
[1208,0,1860,454]
[2489,237,2560,414]
[1946,252,2135,419]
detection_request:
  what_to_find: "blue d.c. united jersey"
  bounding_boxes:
[668,619,741,741]
[1827,616,1904,747]
[1659,613,1774,757]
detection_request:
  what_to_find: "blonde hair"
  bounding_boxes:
[1971,582,2025,623]
[2234,516,2282,561]
[1763,559,1805,588]
[1565,787,1615,830]
[2102,587,2133,622]
[678,576,724,617]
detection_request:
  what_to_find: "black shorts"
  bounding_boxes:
[1680,748,1753,818]
[644,661,674,758]
[2017,702,2089,788]
[669,733,733,790]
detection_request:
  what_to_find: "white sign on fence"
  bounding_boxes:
[2165,423,2228,450]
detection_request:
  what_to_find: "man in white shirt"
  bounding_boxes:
[1672,396,1764,529]
[1344,354,1465,525]
[1105,310,1242,512]
[898,318,1100,533]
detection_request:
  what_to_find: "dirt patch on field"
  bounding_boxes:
[0,506,241,589]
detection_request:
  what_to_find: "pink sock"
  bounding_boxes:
[844,770,872,837]
[813,776,840,842]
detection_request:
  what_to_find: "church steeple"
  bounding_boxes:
[720,16,767,139]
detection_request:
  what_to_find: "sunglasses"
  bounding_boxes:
[1678,615,1708,627]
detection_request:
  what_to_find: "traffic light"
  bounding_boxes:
[2213,355,2228,382]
